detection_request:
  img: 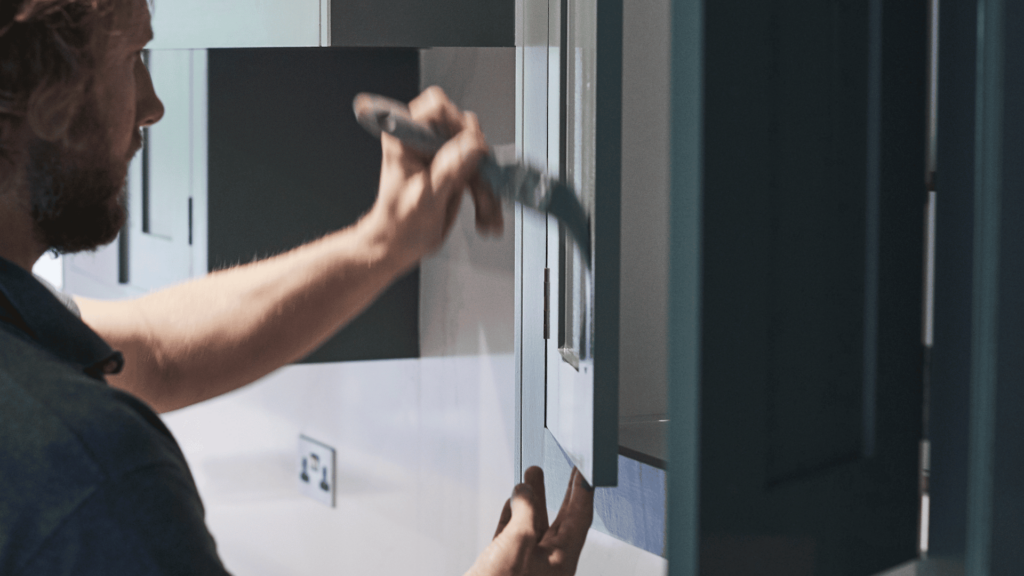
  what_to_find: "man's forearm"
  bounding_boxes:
[77,213,406,413]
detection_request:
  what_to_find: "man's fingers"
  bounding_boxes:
[494,498,513,539]
[554,467,578,521]
[506,482,540,541]
[409,86,465,140]
[470,171,504,236]
[545,467,594,553]
[429,112,488,201]
[524,466,549,536]
[443,187,464,239]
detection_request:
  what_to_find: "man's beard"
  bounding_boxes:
[24,108,136,254]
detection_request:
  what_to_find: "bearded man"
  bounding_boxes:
[0,1,592,574]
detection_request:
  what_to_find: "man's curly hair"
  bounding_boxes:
[0,0,138,180]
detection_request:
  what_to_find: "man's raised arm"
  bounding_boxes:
[78,87,504,413]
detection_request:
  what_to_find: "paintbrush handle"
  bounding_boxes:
[352,93,448,154]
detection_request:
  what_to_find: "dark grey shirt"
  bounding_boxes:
[0,257,229,575]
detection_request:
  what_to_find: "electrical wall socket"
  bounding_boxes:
[298,435,336,507]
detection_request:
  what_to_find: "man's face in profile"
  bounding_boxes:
[26,0,159,254]
[27,96,134,254]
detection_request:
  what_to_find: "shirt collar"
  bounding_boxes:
[0,256,123,380]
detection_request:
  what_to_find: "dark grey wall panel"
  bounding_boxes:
[331,0,514,47]
[208,48,421,363]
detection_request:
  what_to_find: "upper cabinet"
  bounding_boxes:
[148,0,514,50]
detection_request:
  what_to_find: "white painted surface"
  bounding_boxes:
[163,355,516,576]
[148,0,322,49]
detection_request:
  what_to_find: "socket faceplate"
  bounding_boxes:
[298,435,336,507]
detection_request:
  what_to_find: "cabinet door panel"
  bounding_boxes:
[535,0,620,488]
[668,0,928,574]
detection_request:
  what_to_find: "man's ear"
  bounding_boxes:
[26,80,85,145]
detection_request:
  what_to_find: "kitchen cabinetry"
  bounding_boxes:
[147,0,513,50]
[516,0,978,573]
[663,0,935,574]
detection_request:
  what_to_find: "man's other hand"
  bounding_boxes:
[364,86,505,273]
[466,466,594,576]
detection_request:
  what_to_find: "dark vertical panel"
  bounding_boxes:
[670,0,926,573]
[764,0,871,484]
[667,0,703,571]
[591,0,622,486]
[862,0,882,459]
[930,0,977,561]
[966,0,1024,572]
[989,4,1024,570]
[141,128,151,234]
[117,229,129,285]
[331,0,514,47]
[207,48,420,363]
[932,0,1024,572]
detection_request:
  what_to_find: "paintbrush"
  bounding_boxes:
[353,93,592,268]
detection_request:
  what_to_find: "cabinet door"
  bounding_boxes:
[542,0,621,487]
[519,0,670,555]
[518,0,620,488]
[668,0,928,575]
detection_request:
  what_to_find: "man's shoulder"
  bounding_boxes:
[0,326,184,478]
[0,327,194,573]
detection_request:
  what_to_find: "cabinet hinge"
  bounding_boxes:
[543,267,550,340]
